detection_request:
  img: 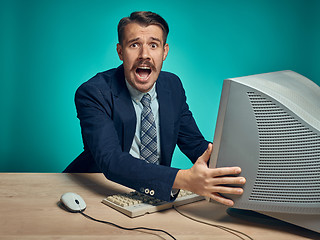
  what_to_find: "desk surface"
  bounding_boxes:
[0,173,319,240]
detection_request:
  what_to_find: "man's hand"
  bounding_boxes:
[173,143,246,206]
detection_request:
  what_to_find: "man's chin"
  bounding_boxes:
[134,81,156,93]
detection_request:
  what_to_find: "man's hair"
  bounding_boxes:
[118,11,169,46]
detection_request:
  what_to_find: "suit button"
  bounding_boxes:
[150,190,155,196]
[140,188,145,193]
[144,188,150,194]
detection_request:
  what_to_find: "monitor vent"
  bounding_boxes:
[247,92,320,204]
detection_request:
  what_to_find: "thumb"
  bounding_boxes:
[197,143,213,165]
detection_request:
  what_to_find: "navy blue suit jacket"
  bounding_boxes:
[64,65,209,201]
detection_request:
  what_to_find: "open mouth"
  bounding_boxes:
[136,66,152,80]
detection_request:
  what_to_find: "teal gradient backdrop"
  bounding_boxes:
[1,0,319,172]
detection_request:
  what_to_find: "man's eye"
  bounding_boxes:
[150,43,158,48]
[130,43,139,48]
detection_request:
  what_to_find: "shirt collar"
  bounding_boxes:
[125,80,157,104]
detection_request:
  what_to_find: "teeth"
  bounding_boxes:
[138,66,150,69]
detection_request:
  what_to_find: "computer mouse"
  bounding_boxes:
[60,192,87,212]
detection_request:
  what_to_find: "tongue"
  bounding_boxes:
[137,68,150,78]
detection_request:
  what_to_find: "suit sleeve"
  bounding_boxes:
[75,81,179,202]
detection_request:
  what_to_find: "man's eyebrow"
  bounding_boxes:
[150,37,161,43]
[127,37,140,44]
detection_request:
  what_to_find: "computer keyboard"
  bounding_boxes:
[102,190,204,218]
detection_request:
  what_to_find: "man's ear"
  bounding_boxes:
[116,43,123,61]
[163,43,169,61]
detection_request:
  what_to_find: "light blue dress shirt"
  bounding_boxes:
[125,80,161,162]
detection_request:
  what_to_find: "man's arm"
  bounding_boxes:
[173,143,246,206]
[74,76,179,202]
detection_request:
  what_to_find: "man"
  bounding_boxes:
[64,11,245,206]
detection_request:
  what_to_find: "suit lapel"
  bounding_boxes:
[111,66,137,152]
[156,76,175,166]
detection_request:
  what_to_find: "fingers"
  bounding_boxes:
[207,186,243,207]
[205,168,246,207]
[211,176,246,186]
[210,193,234,207]
[210,166,242,177]
[210,185,244,195]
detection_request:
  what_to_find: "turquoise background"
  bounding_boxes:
[1,0,319,172]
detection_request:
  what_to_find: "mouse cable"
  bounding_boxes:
[79,211,176,240]
[173,206,254,240]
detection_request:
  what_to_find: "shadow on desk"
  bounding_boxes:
[65,173,130,197]
[178,202,320,240]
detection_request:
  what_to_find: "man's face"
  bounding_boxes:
[117,23,169,93]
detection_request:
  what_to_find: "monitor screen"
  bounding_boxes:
[209,70,320,233]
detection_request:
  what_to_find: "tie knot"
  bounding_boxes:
[141,93,151,107]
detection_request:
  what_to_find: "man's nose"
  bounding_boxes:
[139,44,151,59]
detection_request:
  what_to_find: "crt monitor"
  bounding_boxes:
[209,70,320,233]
